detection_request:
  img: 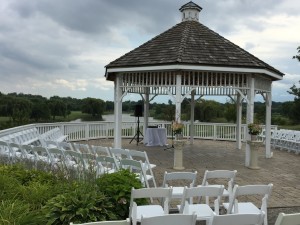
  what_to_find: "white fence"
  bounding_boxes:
[0,121,278,142]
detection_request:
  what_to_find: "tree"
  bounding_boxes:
[48,99,68,120]
[293,46,300,62]
[31,101,51,122]
[10,98,32,124]
[82,98,105,119]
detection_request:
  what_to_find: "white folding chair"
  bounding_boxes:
[92,145,111,156]
[120,159,154,188]
[73,143,93,154]
[20,144,36,161]
[129,187,172,225]
[127,149,157,187]
[64,150,85,176]
[178,185,224,223]
[274,212,300,225]
[44,140,58,148]
[8,142,24,160]
[209,212,265,225]
[141,214,197,225]
[223,184,273,225]
[201,170,237,201]
[0,141,13,163]
[96,155,119,175]
[70,218,130,225]
[58,141,75,151]
[31,146,51,166]
[162,171,197,199]
[47,147,66,169]
[109,148,130,160]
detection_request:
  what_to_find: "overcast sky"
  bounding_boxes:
[0,0,300,103]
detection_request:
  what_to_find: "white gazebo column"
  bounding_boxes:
[265,91,272,158]
[114,75,123,148]
[175,74,182,122]
[246,77,255,166]
[144,88,150,135]
[190,90,195,144]
[236,92,242,150]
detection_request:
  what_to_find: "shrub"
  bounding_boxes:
[43,183,116,225]
[0,199,43,225]
[96,169,146,219]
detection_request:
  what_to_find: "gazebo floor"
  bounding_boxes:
[86,138,300,224]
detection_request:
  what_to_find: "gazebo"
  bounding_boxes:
[105,1,284,166]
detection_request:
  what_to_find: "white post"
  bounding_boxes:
[144,89,150,136]
[114,75,123,148]
[236,92,242,150]
[175,74,182,122]
[190,90,195,145]
[246,77,255,166]
[265,91,272,158]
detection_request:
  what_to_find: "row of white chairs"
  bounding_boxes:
[0,127,68,147]
[70,212,300,225]
[260,129,300,154]
[129,182,273,225]
[0,140,157,188]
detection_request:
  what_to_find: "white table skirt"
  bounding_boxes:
[144,128,167,146]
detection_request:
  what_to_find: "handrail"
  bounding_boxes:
[0,121,278,142]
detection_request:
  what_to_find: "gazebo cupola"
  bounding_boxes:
[179,1,202,22]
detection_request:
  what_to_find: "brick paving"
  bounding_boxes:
[87,138,300,224]
[88,138,300,208]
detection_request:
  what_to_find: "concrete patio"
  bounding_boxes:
[87,138,300,224]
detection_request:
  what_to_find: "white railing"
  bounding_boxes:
[0,121,278,142]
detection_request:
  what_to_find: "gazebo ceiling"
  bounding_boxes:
[105,2,284,81]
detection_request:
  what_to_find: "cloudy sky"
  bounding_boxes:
[0,0,299,103]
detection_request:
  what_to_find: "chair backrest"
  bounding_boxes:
[73,143,92,154]
[70,218,130,225]
[120,159,149,185]
[8,142,24,158]
[227,184,273,214]
[129,187,172,218]
[47,147,66,167]
[162,171,197,188]
[179,185,224,213]
[92,145,111,156]
[141,214,197,225]
[96,155,119,174]
[59,142,74,151]
[32,146,50,158]
[209,213,265,225]
[201,170,237,192]
[274,212,300,225]
[45,140,58,148]
[109,148,130,160]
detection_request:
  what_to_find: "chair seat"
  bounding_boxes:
[136,205,165,221]
[223,202,261,214]
[177,204,214,220]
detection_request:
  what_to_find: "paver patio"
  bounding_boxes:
[87,138,300,224]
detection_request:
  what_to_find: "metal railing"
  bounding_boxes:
[0,121,278,142]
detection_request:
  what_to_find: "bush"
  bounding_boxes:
[0,199,43,225]
[43,183,116,225]
[96,169,146,219]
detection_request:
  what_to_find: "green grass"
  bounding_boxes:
[278,125,300,131]
[0,117,10,122]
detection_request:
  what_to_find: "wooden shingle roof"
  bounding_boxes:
[105,20,284,78]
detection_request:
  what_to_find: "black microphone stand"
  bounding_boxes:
[164,121,175,150]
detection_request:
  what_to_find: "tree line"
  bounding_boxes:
[1,47,299,130]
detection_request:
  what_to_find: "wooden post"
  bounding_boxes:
[114,75,123,148]
[236,92,242,150]
[246,77,255,167]
[265,91,272,158]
